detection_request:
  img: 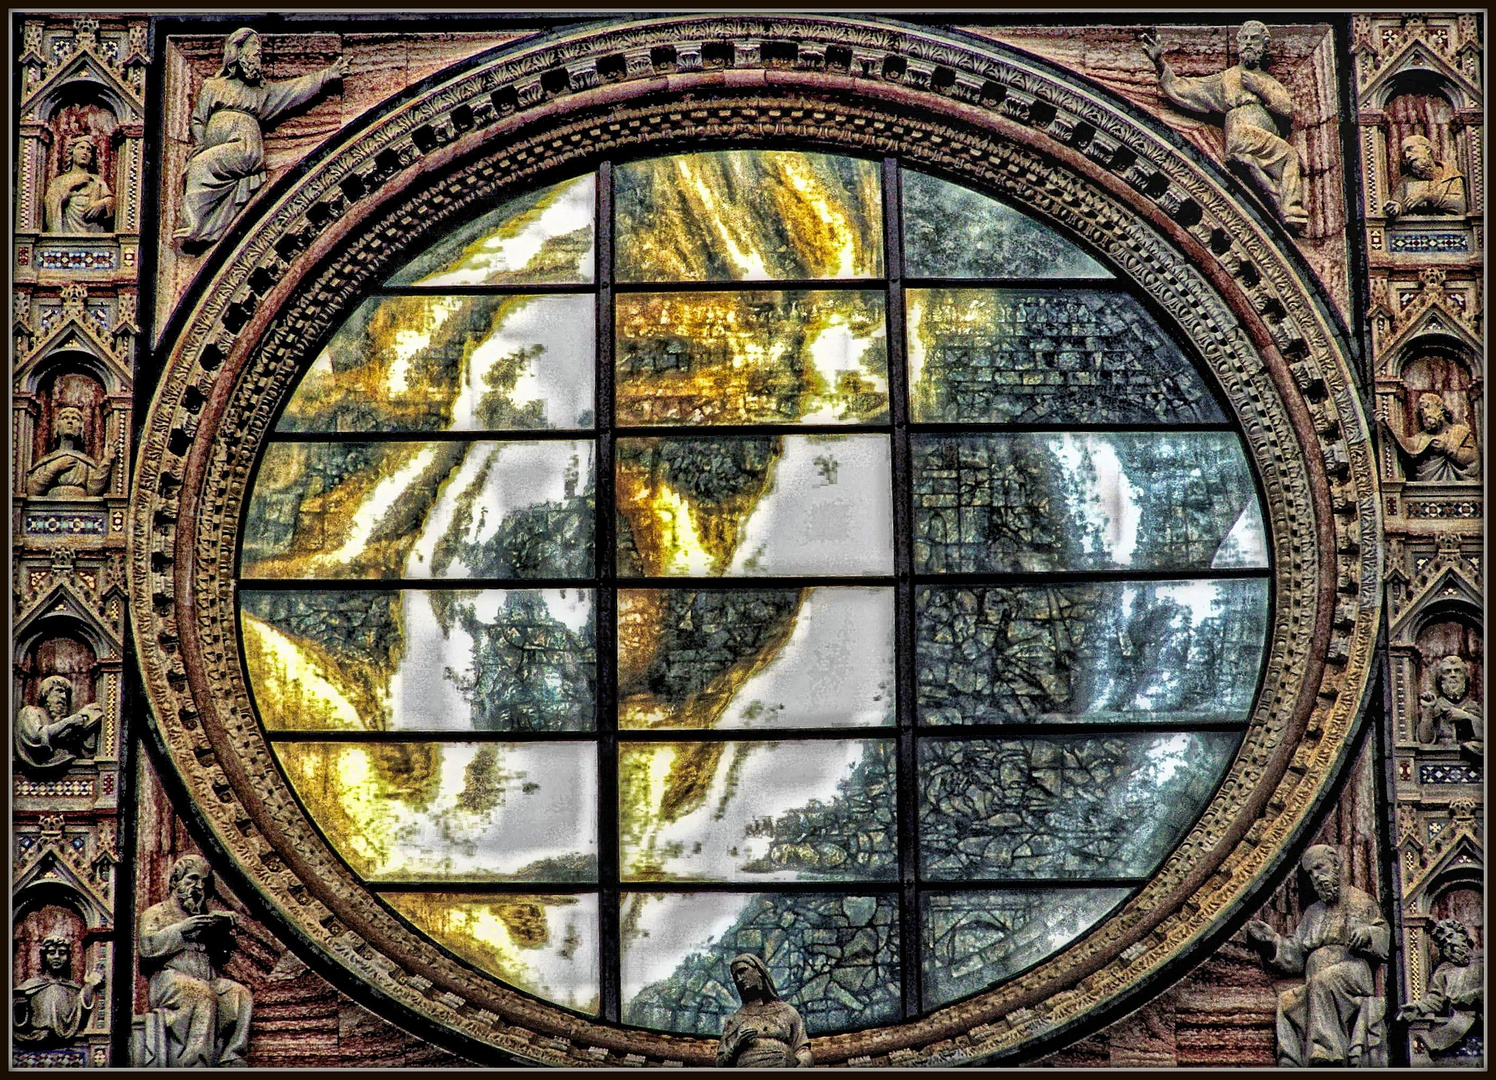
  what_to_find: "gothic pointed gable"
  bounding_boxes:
[1359,30,1483,110]
[1389,562,1482,645]
[13,848,114,930]
[16,315,132,394]
[1405,831,1483,912]
[1381,295,1483,377]
[19,45,142,122]
[14,580,123,660]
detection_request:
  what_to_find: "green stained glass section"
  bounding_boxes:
[278,294,595,433]
[618,740,896,882]
[911,432,1266,574]
[918,731,1241,880]
[385,174,595,286]
[242,441,593,580]
[386,893,599,1014]
[242,589,594,733]
[622,891,901,1035]
[902,168,1109,279]
[616,290,887,426]
[616,435,893,577]
[917,579,1267,726]
[615,151,883,282]
[906,288,1225,424]
[922,889,1130,1007]
[274,741,597,883]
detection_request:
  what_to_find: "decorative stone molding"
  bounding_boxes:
[128,15,1381,1067]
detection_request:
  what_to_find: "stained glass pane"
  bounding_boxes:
[616,435,894,576]
[615,151,883,282]
[619,740,896,882]
[243,441,594,579]
[917,579,1268,726]
[918,731,1241,880]
[906,288,1224,424]
[911,432,1266,574]
[902,168,1108,279]
[385,893,599,1014]
[615,290,887,426]
[385,174,595,286]
[921,889,1129,1008]
[274,741,597,882]
[618,587,895,730]
[621,892,901,1035]
[243,589,594,733]
[278,294,594,433]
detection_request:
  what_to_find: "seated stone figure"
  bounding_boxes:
[1398,918,1483,1057]
[13,935,104,1046]
[137,855,252,1068]
[1244,845,1389,1067]
[25,404,116,497]
[15,675,102,770]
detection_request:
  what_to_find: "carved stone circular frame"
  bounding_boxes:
[131,15,1382,1067]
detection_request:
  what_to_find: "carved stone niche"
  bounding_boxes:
[1407,882,1485,1068]
[43,85,119,236]
[15,631,103,771]
[1401,344,1482,447]
[1381,340,1481,485]
[18,360,119,502]
[1414,616,1483,754]
[11,901,104,1056]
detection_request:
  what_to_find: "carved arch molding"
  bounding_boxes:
[130,15,1383,1067]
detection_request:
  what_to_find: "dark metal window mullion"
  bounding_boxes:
[594,160,622,1025]
[882,156,922,1022]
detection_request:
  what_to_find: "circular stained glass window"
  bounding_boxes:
[237,150,1270,1035]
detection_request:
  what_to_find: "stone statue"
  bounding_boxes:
[1380,392,1479,482]
[1243,844,1389,1067]
[715,954,812,1068]
[43,135,114,234]
[13,935,105,1046]
[1418,655,1483,757]
[1384,135,1468,218]
[1141,21,1309,231]
[175,28,348,247]
[1398,918,1483,1056]
[138,854,252,1068]
[25,404,116,498]
[15,675,102,770]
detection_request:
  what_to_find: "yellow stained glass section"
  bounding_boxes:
[278,294,595,433]
[615,290,887,426]
[385,174,595,286]
[385,893,599,1014]
[275,741,597,882]
[615,151,883,281]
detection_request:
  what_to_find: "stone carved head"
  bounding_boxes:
[219,28,264,84]
[65,135,98,172]
[1429,918,1476,965]
[1301,844,1342,904]
[728,953,781,1003]
[1237,20,1271,68]
[1417,391,1451,432]
[1435,655,1471,703]
[39,934,74,977]
[1400,135,1439,180]
[38,674,74,718]
[168,853,215,915]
